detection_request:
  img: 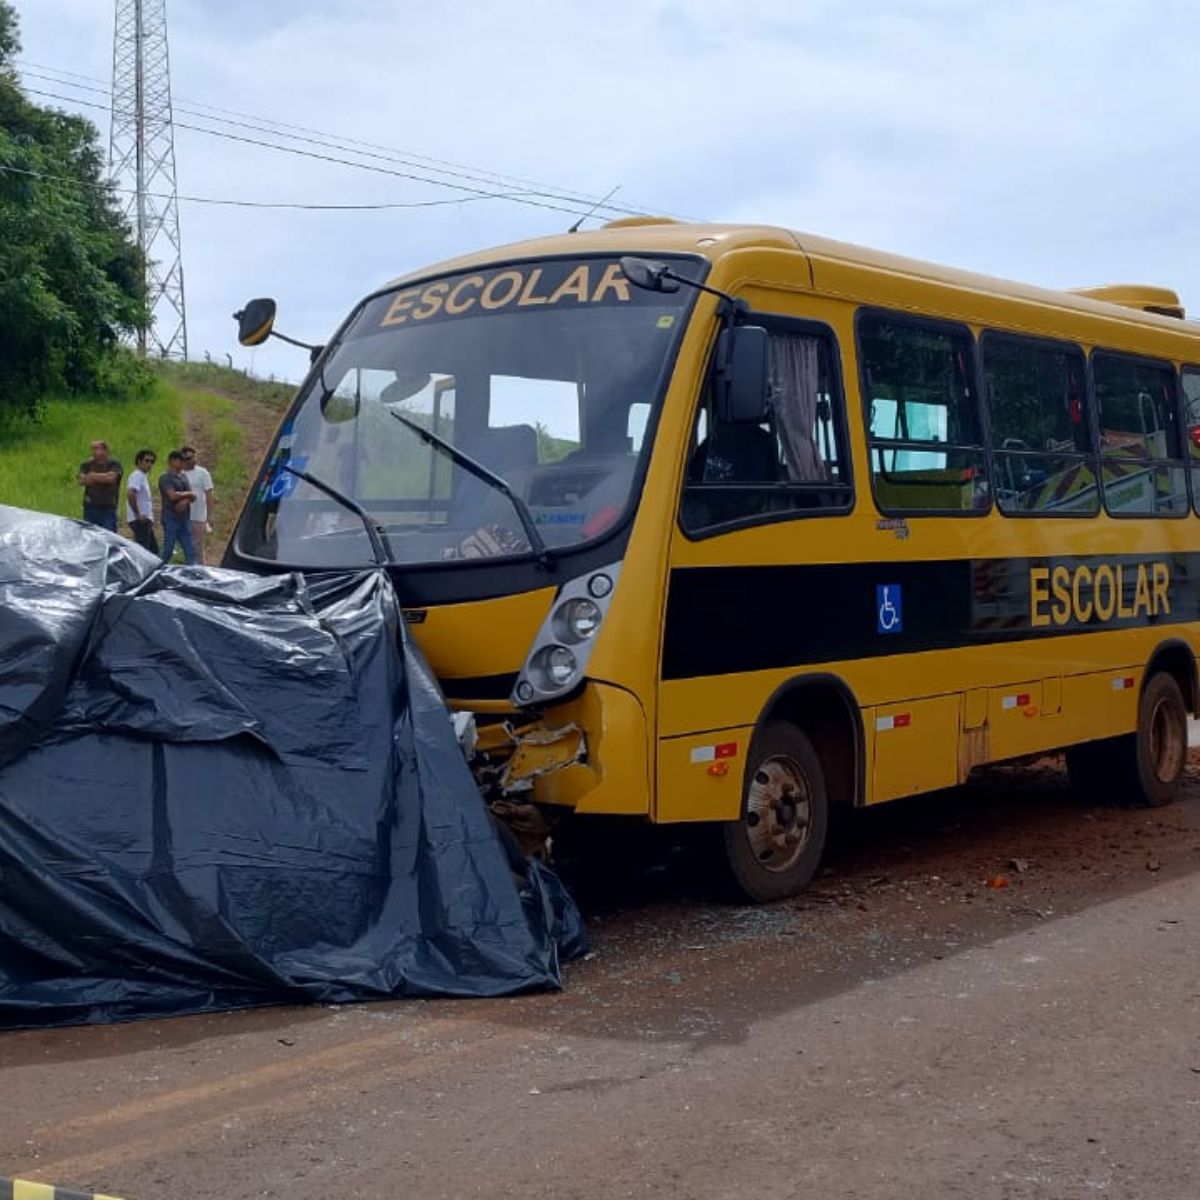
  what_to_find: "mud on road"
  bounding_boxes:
[2,757,1200,1199]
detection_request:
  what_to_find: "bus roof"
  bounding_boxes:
[383,218,1197,333]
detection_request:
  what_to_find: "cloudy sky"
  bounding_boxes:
[13,0,1200,382]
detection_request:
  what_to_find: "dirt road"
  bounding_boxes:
[2,760,1199,1199]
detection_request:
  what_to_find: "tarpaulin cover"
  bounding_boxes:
[0,505,585,1028]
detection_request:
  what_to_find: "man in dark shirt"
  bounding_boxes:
[76,440,124,531]
[158,450,197,565]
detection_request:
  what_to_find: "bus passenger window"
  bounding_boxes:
[982,334,1097,516]
[859,313,988,514]
[680,327,850,533]
[1183,367,1200,515]
[1093,354,1187,516]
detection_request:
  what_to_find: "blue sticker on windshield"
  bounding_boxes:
[267,456,307,501]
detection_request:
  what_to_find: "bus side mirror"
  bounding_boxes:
[714,325,769,423]
[619,256,680,294]
[234,298,277,347]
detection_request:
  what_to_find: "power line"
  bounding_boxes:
[18,59,648,215]
[25,84,639,222]
[0,159,538,210]
[16,59,678,221]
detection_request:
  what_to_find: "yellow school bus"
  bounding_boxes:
[228,219,1200,900]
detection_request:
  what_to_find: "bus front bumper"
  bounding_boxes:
[471,682,650,816]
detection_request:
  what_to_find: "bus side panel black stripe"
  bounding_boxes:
[661,554,1200,681]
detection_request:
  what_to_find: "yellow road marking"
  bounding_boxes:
[4,1180,123,1200]
[32,1016,531,1184]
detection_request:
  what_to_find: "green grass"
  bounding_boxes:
[155,360,295,411]
[0,381,185,519]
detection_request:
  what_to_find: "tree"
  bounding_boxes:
[0,0,17,64]
[0,0,147,419]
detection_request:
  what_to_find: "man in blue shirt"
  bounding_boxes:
[158,450,197,565]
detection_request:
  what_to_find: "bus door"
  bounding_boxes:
[657,314,853,821]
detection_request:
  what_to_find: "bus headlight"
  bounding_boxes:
[511,562,622,707]
[532,644,579,689]
[554,597,601,643]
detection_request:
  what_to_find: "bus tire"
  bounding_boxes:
[1113,671,1189,808]
[720,721,829,903]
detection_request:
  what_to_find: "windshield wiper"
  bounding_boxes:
[279,463,394,566]
[388,411,551,568]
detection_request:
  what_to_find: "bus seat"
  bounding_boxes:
[468,423,538,474]
[454,425,539,519]
[693,422,780,484]
[683,423,781,527]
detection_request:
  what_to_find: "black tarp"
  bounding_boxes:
[0,505,585,1028]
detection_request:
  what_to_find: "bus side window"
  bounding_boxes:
[859,312,989,514]
[681,326,851,533]
[1093,353,1187,517]
[982,333,1097,516]
[1183,366,1200,516]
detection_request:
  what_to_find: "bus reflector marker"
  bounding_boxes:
[876,713,910,732]
[1001,692,1031,710]
[1112,676,1135,690]
[690,741,739,764]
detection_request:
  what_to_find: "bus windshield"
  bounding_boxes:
[237,256,701,568]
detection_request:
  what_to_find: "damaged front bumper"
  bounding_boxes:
[479,719,587,793]
[458,682,652,817]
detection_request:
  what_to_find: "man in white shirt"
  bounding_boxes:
[181,444,215,565]
[125,448,159,553]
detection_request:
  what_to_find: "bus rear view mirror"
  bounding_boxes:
[619,256,680,293]
[380,370,434,405]
[714,325,769,423]
[234,298,277,347]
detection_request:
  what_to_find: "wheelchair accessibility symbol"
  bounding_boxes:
[877,584,902,634]
[267,455,308,502]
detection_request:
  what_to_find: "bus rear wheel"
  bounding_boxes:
[720,721,829,903]
[1068,672,1189,807]
[1118,671,1189,808]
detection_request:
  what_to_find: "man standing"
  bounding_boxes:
[125,448,159,553]
[158,450,197,565]
[76,440,123,531]
[181,444,214,565]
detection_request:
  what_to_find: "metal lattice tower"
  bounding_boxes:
[109,0,187,358]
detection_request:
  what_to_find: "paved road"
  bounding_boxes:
[2,765,1199,1199]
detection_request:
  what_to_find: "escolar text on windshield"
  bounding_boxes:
[356,257,698,334]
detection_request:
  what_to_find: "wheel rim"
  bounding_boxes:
[1148,696,1186,784]
[744,754,813,874]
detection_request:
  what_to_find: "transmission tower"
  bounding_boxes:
[109,0,187,358]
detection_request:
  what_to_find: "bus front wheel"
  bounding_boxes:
[720,721,829,903]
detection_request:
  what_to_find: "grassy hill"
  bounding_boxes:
[0,362,295,560]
